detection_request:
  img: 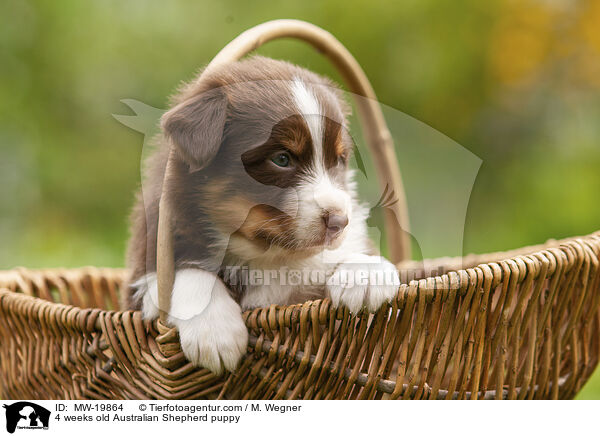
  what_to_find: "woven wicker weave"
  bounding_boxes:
[1,20,599,400]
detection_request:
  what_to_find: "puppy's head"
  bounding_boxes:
[162,56,355,261]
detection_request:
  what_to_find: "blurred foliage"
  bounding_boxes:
[0,0,599,398]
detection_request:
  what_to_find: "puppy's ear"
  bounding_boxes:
[161,86,227,171]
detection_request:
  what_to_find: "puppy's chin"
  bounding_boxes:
[227,228,346,262]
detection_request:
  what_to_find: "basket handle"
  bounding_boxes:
[156,19,411,322]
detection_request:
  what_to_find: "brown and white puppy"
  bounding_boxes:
[125,56,399,375]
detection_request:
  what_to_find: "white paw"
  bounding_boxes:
[326,254,400,313]
[137,269,248,375]
[173,304,248,375]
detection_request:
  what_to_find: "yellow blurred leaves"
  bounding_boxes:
[489,0,600,89]
[577,0,600,87]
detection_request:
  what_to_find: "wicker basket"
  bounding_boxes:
[1,20,599,400]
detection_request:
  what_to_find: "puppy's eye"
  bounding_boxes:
[271,152,291,168]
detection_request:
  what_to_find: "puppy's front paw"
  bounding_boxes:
[165,269,248,375]
[175,308,248,375]
[327,253,400,313]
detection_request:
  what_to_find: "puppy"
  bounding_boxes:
[125,56,400,375]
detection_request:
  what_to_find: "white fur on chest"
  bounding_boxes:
[239,256,328,309]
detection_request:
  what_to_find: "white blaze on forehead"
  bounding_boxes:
[291,78,324,164]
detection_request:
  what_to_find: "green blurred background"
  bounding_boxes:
[1,0,599,398]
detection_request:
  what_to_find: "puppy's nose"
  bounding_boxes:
[323,212,348,236]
